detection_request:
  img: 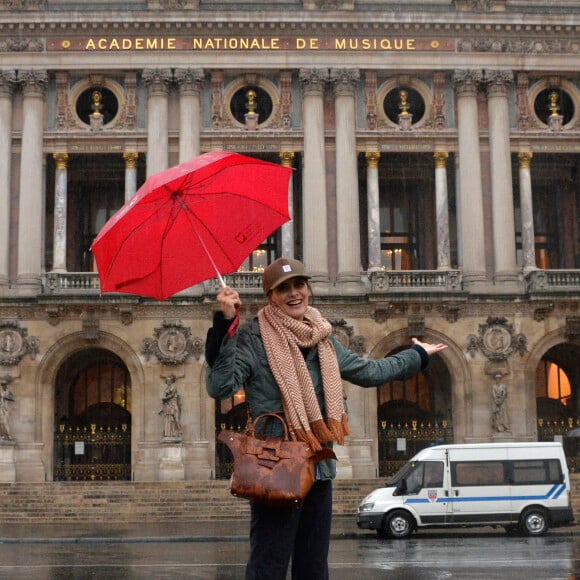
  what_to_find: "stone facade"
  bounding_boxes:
[0,1,579,483]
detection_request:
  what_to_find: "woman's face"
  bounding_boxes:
[269,277,310,320]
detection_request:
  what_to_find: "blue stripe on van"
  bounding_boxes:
[404,484,567,505]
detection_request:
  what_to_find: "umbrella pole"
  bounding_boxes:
[177,197,227,289]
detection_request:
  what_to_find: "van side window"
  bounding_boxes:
[423,461,444,487]
[511,459,562,485]
[451,461,506,486]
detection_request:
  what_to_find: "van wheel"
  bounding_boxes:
[384,510,415,539]
[519,507,549,536]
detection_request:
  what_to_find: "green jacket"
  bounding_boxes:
[206,315,425,480]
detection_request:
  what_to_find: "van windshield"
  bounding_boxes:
[386,461,419,487]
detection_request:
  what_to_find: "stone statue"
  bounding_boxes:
[159,375,182,440]
[491,373,510,432]
[0,377,15,440]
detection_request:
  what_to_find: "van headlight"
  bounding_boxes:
[359,502,375,512]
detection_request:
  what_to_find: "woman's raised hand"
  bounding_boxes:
[217,286,241,319]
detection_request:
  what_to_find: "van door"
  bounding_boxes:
[402,460,450,524]
[447,448,512,526]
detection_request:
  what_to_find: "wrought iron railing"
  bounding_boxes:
[538,417,580,473]
[378,418,454,477]
[53,423,131,481]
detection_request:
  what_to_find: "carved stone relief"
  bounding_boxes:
[0,321,39,366]
[142,320,203,365]
[466,316,527,362]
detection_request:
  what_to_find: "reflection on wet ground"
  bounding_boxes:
[0,533,578,579]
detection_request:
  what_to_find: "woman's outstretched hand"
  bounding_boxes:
[217,286,241,319]
[411,337,448,356]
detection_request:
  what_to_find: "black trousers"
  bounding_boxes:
[245,479,333,580]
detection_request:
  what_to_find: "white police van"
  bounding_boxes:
[357,442,574,538]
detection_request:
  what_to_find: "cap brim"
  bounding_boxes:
[269,273,311,292]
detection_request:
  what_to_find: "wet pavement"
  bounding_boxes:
[0,518,578,579]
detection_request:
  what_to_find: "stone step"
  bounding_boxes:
[0,479,380,523]
[0,476,576,524]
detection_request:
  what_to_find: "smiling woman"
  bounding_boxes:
[205,256,447,580]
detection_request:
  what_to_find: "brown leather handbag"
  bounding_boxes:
[217,412,336,508]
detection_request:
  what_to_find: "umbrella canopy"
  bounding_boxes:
[91,151,292,300]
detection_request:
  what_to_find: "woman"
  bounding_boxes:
[206,257,447,580]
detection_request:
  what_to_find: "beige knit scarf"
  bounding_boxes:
[258,304,350,451]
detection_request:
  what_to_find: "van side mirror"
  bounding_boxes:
[393,478,408,496]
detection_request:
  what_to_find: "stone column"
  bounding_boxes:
[365,151,382,271]
[52,153,69,272]
[17,70,48,292]
[299,69,329,288]
[486,70,518,283]
[453,70,486,285]
[0,71,16,288]
[175,68,204,163]
[143,69,172,177]
[518,151,536,272]
[279,151,295,259]
[123,152,139,202]
[332,69,364,293]
[434,152,451,270]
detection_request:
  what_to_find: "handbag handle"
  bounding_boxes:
[251,412,289,441]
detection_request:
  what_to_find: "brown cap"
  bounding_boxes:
[262,258,310,294]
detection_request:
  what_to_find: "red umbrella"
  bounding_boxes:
[91,151,292,300]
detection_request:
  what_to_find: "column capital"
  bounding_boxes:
[484,69,514,97]
[19,70,48,97]
[0,70,17,96]
[330,68,360,97]
[279,151,295,167]
[123,152,139,169]
[453,69,483,97]
[299,68,329,96]
[434,151,449,168]
[365,151,380,168]
[53,153,68,169]
[518,151,533,169]
[142,68,172,96]
[174,68,205,95]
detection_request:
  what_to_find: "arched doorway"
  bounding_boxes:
[53,348,132,481]
[536,342,580,472]
[377,350,453,476]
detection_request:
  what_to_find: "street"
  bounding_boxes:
[0,528,577,579]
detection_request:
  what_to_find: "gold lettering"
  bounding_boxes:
[271,38,279,49]
[86,39,96,49]
[98,38,107,49]
[193,38,202,49]
[362,39,370,50]
[335,39,346,49]
[168,38,175,49]
[250,39,260,49]
[240,38,249,49]
[110,38,120,49]
[297,38,306,49]
[394,39,403,50]
[381,39,392,50]
[205,39,216,49]
[122,39,132,49]
[407,39,415,50]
